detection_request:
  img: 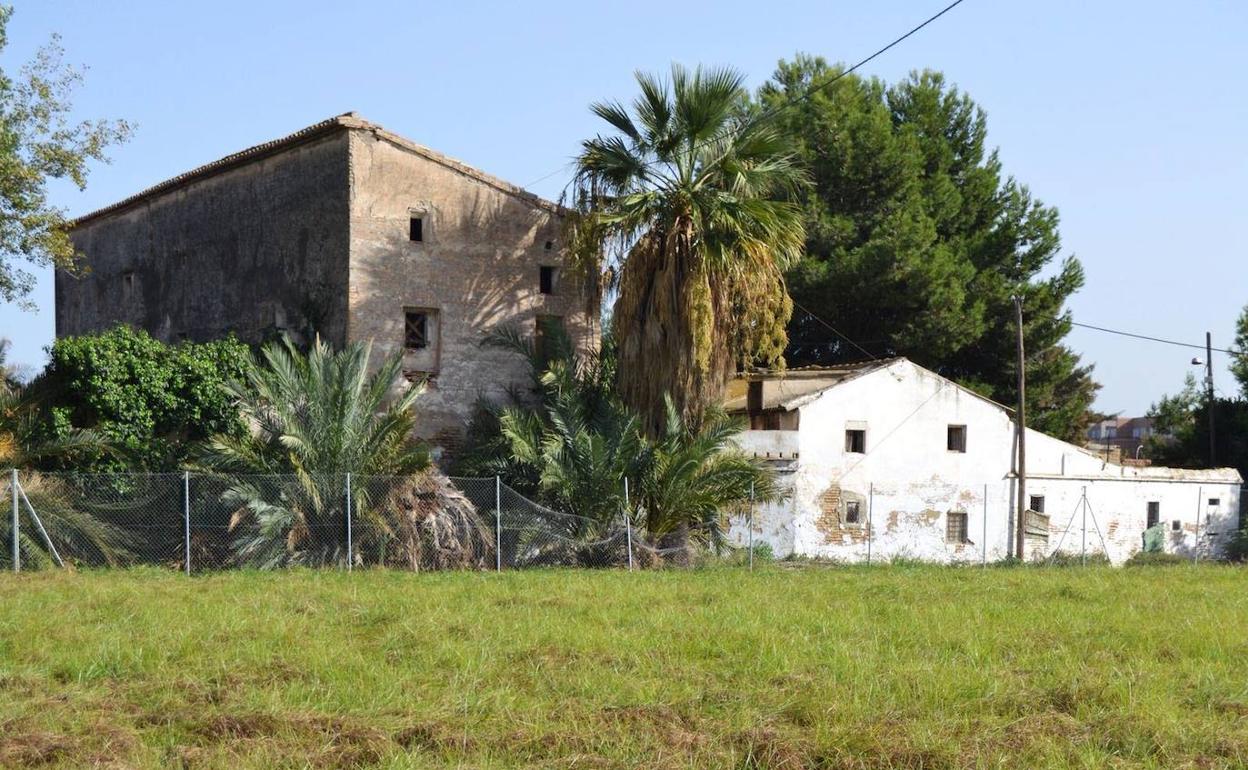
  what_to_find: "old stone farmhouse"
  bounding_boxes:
[57,113,598,456]
[725,358,1242,564]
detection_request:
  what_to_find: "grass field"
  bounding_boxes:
[1,565,1247,769]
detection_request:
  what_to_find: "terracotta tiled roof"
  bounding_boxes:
[71,112,560,227]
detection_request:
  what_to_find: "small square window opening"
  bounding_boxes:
[845,429,866,454]
[947,424,967,453]
[1029,495,1045,514]
[946,511,969,543]
[1171,519,1182,532]
[544,240,554,250]
[404,311,429,350]
[409,217,424,242]
[845,500,861,525]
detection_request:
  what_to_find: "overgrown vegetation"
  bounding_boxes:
[2,567,1247,769]
[764,57,1097,441]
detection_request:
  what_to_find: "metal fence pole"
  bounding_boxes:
[10,469,18,573]
[748,481,755,571]
[624,477,634,572]
[982,483,988,568]
[867,482,874,566]
[345,472,353,572]
[495,475,502,572]
[1081,486,1087,566]
[183,471,191,576]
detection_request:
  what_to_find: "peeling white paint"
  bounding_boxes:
[728,359,1242,565]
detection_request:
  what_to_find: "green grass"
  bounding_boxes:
[2,565,1247,769]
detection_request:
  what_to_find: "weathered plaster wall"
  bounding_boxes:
[58,133,351,346]
[346,130,596,455]
[730,360,1242,564]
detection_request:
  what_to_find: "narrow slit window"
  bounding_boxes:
[539,266,558,295]
[409,216,424,242]
[404,311,429,350]
[947,424,967,453]
[946,511,969,543]
[845,429,866,454]
[1029,495,1045,514]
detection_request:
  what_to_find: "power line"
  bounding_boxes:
[1071,321,1244,357]
[790,299,877,360]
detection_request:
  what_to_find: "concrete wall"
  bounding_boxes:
[729,360,1242,564]
[346,130,597,455]
[58,133,351,346]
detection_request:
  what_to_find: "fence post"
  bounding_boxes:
[10,468,18,573]
[345,473,353,572]
[624,477,634,572]
[748,481,755,572]
[1193,485,1202,565]
[867,482,874,566]
[183,471,191,576]
[494,475,502,573]
[982,483,988,568]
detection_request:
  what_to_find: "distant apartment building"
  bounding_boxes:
[1087,416,1157,462]
[56,113,599,457]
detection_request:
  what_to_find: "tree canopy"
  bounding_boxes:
[762,56,1097,441]
[0,6,131,306]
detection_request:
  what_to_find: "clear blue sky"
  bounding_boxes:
[2,0,1245,415]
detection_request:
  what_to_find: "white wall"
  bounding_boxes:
[730,360,1242,564]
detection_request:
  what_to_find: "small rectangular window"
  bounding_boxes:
[539,266,558,295]
[409,217,424,242]
[404,311,429,350]
[845,500,861,525]
[1029,495,1045,514]
[1209,498,1221,507]
[845,429,865,454]
[946,511,969,543]
[544,240,554,250]
[1171,520,1182,532]
[1147,501,1160,528]
[947,425,967,453]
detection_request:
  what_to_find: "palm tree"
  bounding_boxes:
[0,355,125,568]
[636,397,777,565]
[200,337,490,569]
[570,64,807,435]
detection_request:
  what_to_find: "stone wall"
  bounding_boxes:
[58,132,352,346]
[346,129,597,456]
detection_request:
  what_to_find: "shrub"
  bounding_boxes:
[1125,551,1189,567]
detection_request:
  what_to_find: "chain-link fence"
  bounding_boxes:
[2,470,758,573]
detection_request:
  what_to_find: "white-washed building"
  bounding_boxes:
[725,358,1241,565]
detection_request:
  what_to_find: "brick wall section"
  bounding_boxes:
[346,130,596,454]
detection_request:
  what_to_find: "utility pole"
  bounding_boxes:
[1206,332,1216,467]
[1013,295,1027,561]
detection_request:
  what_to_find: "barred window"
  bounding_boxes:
[946,511,969,543]
[404,311,429,350]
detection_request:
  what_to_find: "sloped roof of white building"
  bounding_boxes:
[723,359,897,412]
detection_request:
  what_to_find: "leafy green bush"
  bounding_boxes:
[30,326,250,470]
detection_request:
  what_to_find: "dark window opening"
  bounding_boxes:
[1029,495,1045,514]
[845,500,861,525]
[539,266,557,295]
[947,511,969,543]
[759,411,781,431]
[404,311,429,350]
[1171,520,1182,532]
[947,424,967,453]
[544,240,554,250]
[1209,498,1221,507]
[844,429,865,454]
[1147,501,1160,528]
[409,217,424,242]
